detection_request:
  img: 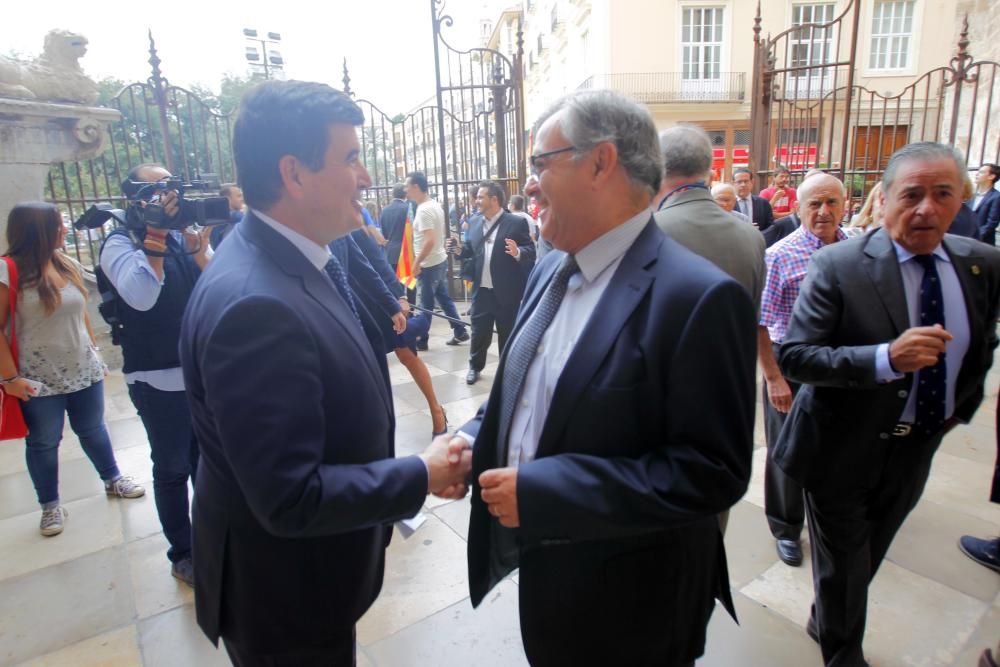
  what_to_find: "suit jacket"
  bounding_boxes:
[654,188,766,314]
[774,229,1000,491]
[737,194,775,231]
[463,220,756,663]
[380,198,409,265]
[950,203,981,240]
[969,189,1000,245]
[456,210,535,311]
[763,213,801,247]
[179,213,427,652]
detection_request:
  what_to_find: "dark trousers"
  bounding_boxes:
[763,374,804,541]
[127,381,198,563]
[469,287,515,371]
[223,627,356,666]
[805,433,940,667]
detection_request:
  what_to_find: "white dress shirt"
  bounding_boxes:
[738,196,754,224]
[504,208,651,467]
[874,241,970,422]
[479,210,503,289]
[253,208,332,273]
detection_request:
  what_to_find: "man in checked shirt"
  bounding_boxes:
[758,172,849,568]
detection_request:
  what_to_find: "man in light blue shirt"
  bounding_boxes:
[99,163,211,587]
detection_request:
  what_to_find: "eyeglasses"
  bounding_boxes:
[529,146,578,175]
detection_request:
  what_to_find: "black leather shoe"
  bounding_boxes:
[446,331,470,345]
[776,539,803,566]
[415,340,428,351]
[806,616,819,644]
[466,369,479,385]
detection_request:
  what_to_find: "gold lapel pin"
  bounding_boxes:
[971,265,981,276]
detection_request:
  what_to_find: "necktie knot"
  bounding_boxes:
[913,254,937,271]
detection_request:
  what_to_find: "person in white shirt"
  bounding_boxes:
[404,171,469,348]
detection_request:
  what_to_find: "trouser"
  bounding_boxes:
[223,627,356,667]
[468,287,515,371]
[805,432,941,667]
[763,372,804,541]
[21,381,121,505]
[417,261,466,339]
[127,381,198,563]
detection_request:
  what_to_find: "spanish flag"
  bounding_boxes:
[396,202,418,289]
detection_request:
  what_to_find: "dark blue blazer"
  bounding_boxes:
[950,203,981,240]
[462,219,756,664]
[179,213,427,652]
[971,188,1000,245]
[379,198,409,265]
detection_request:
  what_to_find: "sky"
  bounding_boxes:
[1,0,504,114]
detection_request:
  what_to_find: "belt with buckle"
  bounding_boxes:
[891,423,913,437]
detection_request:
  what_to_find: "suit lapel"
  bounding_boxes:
[943,236,987,386]
[861,229,909,335]
[241,215,392,416]
[536,220,660,455]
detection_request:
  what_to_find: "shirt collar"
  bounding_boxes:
[485,209,503,227]
[574,208,651,283]
[891,239,951,265]
[251,208,331,273]
[794,224,848,249]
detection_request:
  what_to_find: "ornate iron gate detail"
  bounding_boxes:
[350,0,525,225]
[751,4,1000,208]
[46,32,235,268]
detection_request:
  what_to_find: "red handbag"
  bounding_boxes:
[0,257,28,440]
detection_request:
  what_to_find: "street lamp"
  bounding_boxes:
[243,28,284,79]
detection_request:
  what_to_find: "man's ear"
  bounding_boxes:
[590,142,619,189]
[279,155,306,200]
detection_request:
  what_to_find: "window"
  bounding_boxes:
[682,7,723,81]
[869,0,915,70]
[791,3,836,70]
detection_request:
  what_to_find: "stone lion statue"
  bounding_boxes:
[0,30,99,104]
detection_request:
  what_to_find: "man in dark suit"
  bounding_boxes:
[763,209,801,246]
[734,167,775,232]
[970,163,1000,244]
[178,80,471,667]
[378,183,409,269]
[775,142,1000,667]
[448,180,535,385]
[452,90,756,666]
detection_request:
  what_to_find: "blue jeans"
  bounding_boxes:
[21,380,121,506]
[127,381,198,563]
[418,261,467,337]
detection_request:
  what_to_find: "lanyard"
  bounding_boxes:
[657,182,709,211]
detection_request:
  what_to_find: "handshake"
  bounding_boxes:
[419,433,473,500]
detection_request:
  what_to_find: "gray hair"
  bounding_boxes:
[882,142,965,193]
[659,125,713,180]
[711,183,737,197]
[533,90,662,197]
[797,172,847,201]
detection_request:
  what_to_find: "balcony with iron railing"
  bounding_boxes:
[577,72,746,103]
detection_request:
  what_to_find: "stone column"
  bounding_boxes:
[0,98,120,251]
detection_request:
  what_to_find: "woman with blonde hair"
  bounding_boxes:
[0,203,144,537]
[846,182,884,237]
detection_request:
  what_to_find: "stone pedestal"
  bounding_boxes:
[0,98,120,250]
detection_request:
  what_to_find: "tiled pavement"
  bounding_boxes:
[1,308,998,666]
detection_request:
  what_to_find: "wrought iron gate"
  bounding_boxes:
[45,32,235,268]
[750,2,1000,208]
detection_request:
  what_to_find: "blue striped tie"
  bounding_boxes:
[496,254,580,460]
[324,255,361,325]
[913,254,946,437]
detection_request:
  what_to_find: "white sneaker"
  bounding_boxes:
[40,506,67,536]
[105,476,146,499]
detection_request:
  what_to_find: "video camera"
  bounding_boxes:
[73,178,230,233]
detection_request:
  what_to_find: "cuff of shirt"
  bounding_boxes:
[132,248,165,286]
[875,342,905,383]
[455,430,476,448]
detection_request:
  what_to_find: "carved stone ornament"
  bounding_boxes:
[0,29,99,105]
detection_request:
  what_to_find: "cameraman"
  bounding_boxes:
[98,163,210,586]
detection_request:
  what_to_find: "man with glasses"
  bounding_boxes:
[454,90,756,667]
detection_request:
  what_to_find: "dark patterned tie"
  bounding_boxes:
[324,255,361,324]
[496,254,580,461]
[913,254,946,437]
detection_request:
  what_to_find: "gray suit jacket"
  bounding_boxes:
[775,229,1000,491]
[654,188,766,313]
